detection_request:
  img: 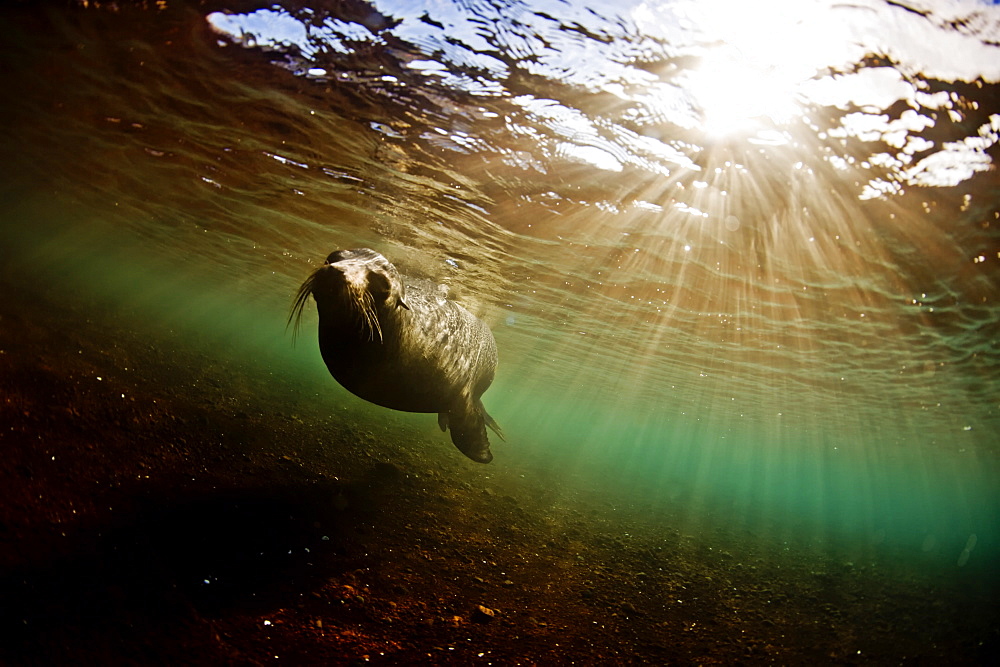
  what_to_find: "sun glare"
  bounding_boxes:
[673,0,840,137]
[686,46,802,137]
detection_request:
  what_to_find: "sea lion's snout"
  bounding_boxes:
[330,262,385,301]
[323,249,408,311]
[288,249,396,340]
[291,249,411,344]
[324,249,357,265]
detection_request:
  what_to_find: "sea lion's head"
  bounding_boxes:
[289,248,409,342]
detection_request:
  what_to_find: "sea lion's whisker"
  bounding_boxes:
[364,291,384,343]
[345,281,383,343]
[287,270,319,343]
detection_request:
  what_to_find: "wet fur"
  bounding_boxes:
[289,248,502,463]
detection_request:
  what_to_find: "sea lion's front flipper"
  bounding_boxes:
[446,397,493,464]
[437,412,449,432]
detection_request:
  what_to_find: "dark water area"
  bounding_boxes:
[1,0,998,663]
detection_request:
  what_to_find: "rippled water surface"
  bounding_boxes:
[2,0,998,619]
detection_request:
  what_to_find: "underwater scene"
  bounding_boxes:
[1,0,998,663]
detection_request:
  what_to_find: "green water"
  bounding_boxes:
[2,0,998,606]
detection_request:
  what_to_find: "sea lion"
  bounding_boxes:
[289,248,503,463]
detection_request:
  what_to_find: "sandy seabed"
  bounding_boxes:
[1,278,996,665]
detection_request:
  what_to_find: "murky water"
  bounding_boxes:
[1,0,998,659]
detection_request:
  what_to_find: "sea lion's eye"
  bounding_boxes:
[367,272,391,299]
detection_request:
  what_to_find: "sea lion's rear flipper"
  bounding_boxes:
[479,399,504,441]
[438,412,449,432]
[449,424,493,464]
[446,397,493,464]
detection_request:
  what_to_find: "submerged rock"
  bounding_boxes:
[471,605,496,623]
